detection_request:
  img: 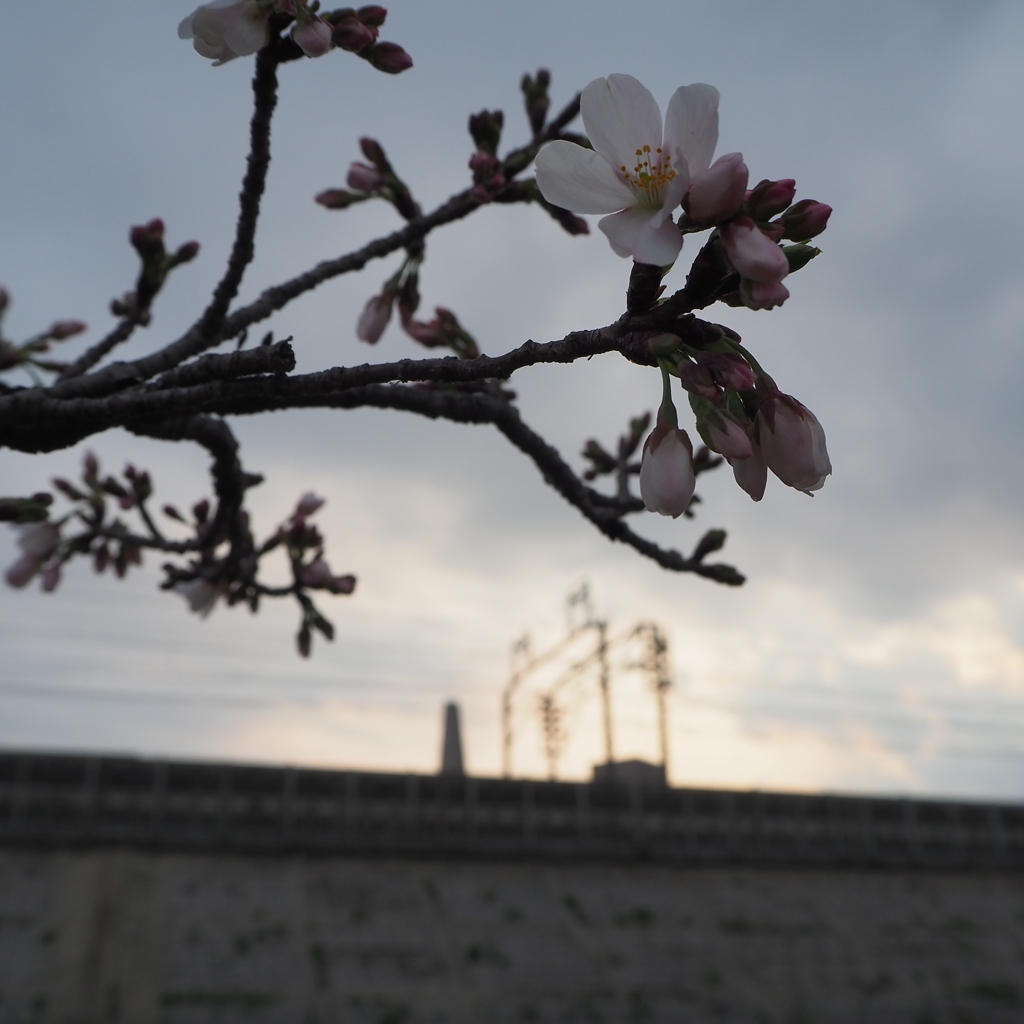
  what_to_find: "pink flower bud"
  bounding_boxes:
[301,558,334,587]
[676,360,720,401]
[301,559,356,595]
[684,153,748,226]
[292,18,333,58]
[331,574,356,595]
[5,553,39,589]
[357,285,396,344]
[746,179,796,220]
[315,189,363,210]
[469,151,501,176]
[740,278,790,311]
[41,564,61,593]
[17,521,61,560]
[346,162,384,193]
[49,320,86,341]
[402,318,446,347]
[175,241,201,263]
[362,42,413,74]
[296,492,325,517]
[698,352,756,391]
[357,5,388,27]
[132,218,164,245]
[781,199,832,242]
[639,423,695,518]
[729,444,767,501]
[701,415,753,460]
[721,217,789,282]
[359,137,387,167]
[758,394,831,493]
[332,15,377,51]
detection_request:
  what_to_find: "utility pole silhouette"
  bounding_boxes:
[502,585,672,781]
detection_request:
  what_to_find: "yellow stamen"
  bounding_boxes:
[620,141,676,205]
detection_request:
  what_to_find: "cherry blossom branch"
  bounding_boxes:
[150,338,295,390]
[59,311,145,381]
[1,39,844,652]
[208,381,744,585]
[37,92,582,405]
[192,43,279,354]
[8,227,736,435]
[35,45,279,402]
[0,328,621,452]
[58,220,203,381]
[128,415,253,554]
[1,282,757,455]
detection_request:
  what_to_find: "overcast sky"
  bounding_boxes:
[3,1,1024,800]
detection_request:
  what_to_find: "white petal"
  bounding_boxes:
[722,220,789,281]
[658,153,690,216]
[729,447,766,501]
[223,4,268,56]
[193,35,229,60]
[581,75,664,172]
[664,84,719,180]
[535,141,634,214]
[178,11,197,39]
[599,208,683,265]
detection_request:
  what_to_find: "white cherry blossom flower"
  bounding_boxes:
[5,520,61,589]
[536,74,723,266]
[178,0,269,65]
[174,578,221,618]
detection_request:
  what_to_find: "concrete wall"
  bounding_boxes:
[5,752,1022,870]
[3,848,1024,1024]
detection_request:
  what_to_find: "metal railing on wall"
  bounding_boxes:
[1,750,1021,869]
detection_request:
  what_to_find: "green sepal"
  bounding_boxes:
[782,244,821,274]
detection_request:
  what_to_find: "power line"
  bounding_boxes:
[0,682,311,709]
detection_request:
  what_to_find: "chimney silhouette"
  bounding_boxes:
[440,701,465,776]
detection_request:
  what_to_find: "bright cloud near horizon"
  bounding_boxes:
[3,1,1024,801]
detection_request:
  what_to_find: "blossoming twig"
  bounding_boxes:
[0,11,837,651]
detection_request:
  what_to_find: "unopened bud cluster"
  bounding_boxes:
[179,2,411,70]
[637,329,831,513]
[317,137,420,221]
[110,218,200,320]
[277,492,356,657]
[350,250,479,358]
[3,454,160,593]
[468,110,507,202]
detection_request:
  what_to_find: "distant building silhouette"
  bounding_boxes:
[440,701,464,776]
[592,759,667,790]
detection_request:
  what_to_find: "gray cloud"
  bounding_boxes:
[3,1,1024,796]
